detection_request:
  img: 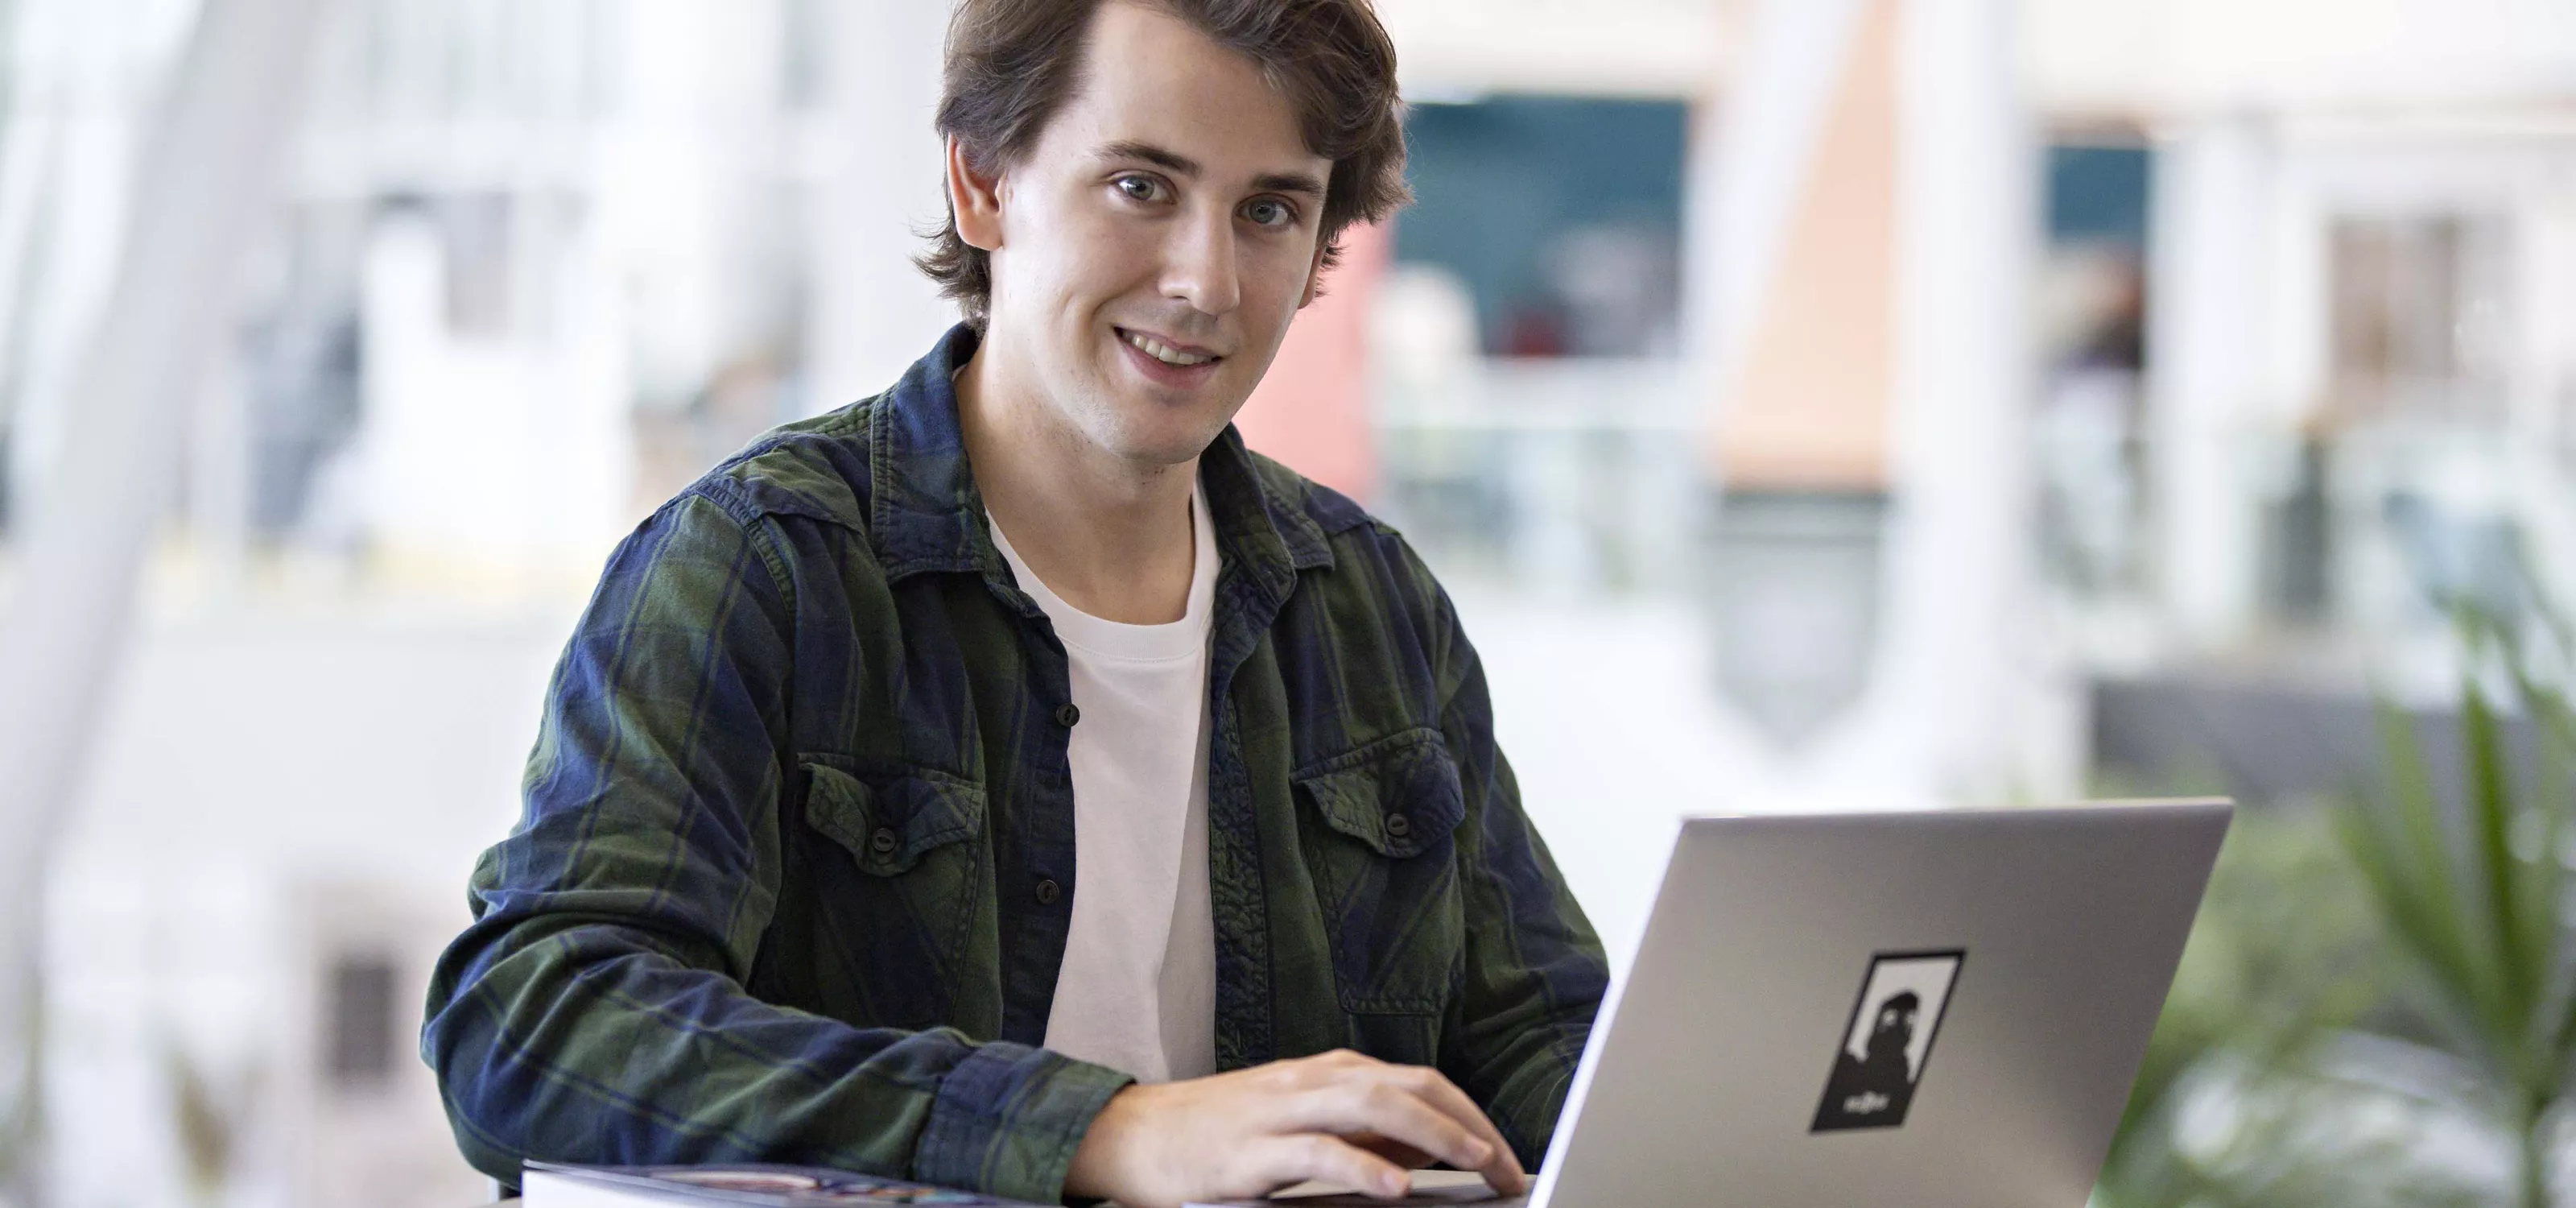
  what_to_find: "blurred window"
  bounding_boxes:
[2325,212,2525,630]
[2035,140,2153,599]
[434,193,514,339]
[324,954,398,1088]
[244,201,366,540]
[2328,214,2512,424]
[1396,97,1686,358]
[2048,144,2153,252]
[359,0,614,121]
[783,0,828,110]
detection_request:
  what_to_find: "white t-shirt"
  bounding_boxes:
[988,483,1219,1084]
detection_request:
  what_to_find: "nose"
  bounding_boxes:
[1162,205,1240,316]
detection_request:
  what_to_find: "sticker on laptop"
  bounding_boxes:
[1811,949,1964,1132]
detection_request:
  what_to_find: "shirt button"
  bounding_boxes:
[1034,878,1063,906]
[1054,703,1081,728]
[869,827,898,855]
[1385,813,1413,839]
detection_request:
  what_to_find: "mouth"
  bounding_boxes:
[1113,326,1226,387]
[1116,327,1222,366]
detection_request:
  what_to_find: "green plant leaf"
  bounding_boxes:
[2516,677,2575,1082]
[2461,687,2535,1031]
[2360,700,2519,1073]
[2336,793,2491,1052]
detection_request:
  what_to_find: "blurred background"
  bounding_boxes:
[0,0,2572,1205]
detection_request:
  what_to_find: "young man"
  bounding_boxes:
[422,3,1608,1206]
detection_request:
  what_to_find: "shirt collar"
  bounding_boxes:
[866,323,1335,604]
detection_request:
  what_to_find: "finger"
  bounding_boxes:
[1387,1068,1527,1193]
[1476,1145,1530,1198]
[1286,1079,1494,1174]
[1346,1132,1435,1170]
[1284,1048,1380,1090]
[1258,1133,1412,1201]
[1392,1066,1516,1159]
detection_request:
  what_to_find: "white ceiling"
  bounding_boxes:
[1377,0,1742,100]
[1376,0,2576,118]
[2025,0,2576,120]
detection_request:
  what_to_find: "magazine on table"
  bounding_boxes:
[1183,1169,1503,1207]
[519,1161,1051,1207]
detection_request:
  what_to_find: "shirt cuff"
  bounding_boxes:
[912,1040,1135,1203]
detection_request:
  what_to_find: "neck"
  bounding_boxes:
[955,335,1201,625]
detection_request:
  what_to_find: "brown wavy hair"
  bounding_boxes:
[918,0,1410,327]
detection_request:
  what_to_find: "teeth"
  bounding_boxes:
[1123,329,1213,366]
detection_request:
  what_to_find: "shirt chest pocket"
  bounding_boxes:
[799,758,988,1023]
[1293,728,1470,1016]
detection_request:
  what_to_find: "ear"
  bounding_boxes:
[1296,239,1330,308]
[946,135,1005,253]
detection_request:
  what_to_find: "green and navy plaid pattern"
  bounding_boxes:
[422,324,1609,1202]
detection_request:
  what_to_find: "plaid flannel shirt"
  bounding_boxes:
[421,324,1609,1202]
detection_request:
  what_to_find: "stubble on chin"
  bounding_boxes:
[1066,374,1248,470]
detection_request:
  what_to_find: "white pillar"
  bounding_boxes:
[2149,118,2274,651]
[1859,0,2062,802]
[0,0,327,1202]
[1695,0,2058,804]
[803,2,956,413]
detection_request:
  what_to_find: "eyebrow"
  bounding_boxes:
[1099,139,1327,201]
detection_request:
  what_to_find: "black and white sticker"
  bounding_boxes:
[1810,949,1964,1132]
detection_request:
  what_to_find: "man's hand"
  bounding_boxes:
[1063,1049,1528,1208]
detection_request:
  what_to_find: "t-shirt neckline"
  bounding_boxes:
[987,481,1218,664]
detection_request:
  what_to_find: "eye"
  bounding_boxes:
[1242,198,1295,229]
[1114,174,1165,203]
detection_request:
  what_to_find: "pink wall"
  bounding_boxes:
[1708,0,1897,490]
[1232,220,1389,503]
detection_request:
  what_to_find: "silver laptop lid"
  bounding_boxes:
[1530,800,2231,1208]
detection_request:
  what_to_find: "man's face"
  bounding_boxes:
[969,1,1333,467]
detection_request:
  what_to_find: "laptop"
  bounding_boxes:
[1197,799,2232,1208]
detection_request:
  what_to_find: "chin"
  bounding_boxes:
[1080,387,1246,467]
[1096,418,1232,468]
[1063,391,1214,460]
